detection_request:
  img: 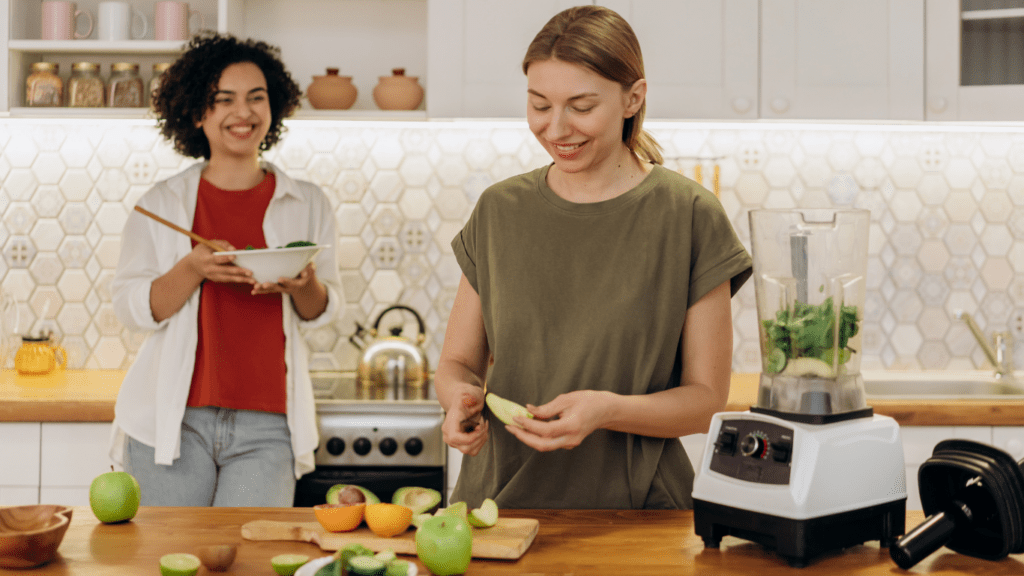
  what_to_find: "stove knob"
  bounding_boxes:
[739,434,767,459]
[353,437,372,456]
[325,437,346,456]
[405,437,423,456]
[379,437,398,456]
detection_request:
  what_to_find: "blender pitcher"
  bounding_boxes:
[749,209,870,418]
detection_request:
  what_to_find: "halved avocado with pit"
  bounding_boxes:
[325,484,381,506]
[391,486,441,515]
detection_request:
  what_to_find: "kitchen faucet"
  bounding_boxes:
[954,310,1014,379]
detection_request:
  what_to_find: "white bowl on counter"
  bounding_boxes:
[219,244,327,284]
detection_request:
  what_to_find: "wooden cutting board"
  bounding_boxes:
[241,517,539,560]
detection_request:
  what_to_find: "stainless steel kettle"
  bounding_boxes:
[350,305,429,399]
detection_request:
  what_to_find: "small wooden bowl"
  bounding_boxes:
[0,505,73,568]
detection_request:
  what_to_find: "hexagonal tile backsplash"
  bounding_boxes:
[2,118,1024,375]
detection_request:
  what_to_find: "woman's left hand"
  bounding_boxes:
[251,262,317,295]
[506,390,614,451]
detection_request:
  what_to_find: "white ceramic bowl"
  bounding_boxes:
[219,245,327,284]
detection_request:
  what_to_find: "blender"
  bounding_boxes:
[692,209,907,567]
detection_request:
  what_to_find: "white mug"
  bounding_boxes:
[97,1,148,41]
[41,0,94,40]
[154,1,205,41]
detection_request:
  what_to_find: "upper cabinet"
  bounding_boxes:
[926,0,1024,121]
[760,0,924,120]
[430,0,922,121]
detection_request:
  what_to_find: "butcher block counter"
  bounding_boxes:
[3,507,1021,575]
[2,370,1024,426]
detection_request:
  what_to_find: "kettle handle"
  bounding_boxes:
[373,305,425,338]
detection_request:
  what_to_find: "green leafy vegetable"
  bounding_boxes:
[762,296,859,375]
[244,245,257,250]
[282,240,316,248]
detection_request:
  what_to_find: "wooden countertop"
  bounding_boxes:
[7,507,1021,575]
[2,370,1024,426]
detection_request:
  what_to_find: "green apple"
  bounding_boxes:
[415,515,473,576]
[439,501,468,523]
[485,393,534,427]
[89,470,141,523]
[468,498,498,528]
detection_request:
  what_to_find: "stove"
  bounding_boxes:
[293,371,447,507]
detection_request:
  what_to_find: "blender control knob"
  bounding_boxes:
[379,437,398,456]
[739,434,767,459]
[353,437,372,456]
[405,437,424,456]
[325,437,346,456]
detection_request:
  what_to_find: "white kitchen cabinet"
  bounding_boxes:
[39,422,115,506]
[0,422,40,505]
[926,0,1024,120]
[4,0,427,115]
[760,0,924,120]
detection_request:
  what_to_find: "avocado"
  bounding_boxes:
[391,486,442,515]
[325,484,380,506]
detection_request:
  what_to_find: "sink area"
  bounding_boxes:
[862,371,1024,399]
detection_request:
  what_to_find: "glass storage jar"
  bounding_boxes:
[107,62,144,108]
[67,62,105,107]
[25,62,63,107]
[149,62,172,106]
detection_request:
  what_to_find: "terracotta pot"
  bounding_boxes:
[373,68,424,111]
[306,68,357,110]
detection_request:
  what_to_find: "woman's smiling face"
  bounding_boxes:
[197,61,272,162]
[526,58,643,175]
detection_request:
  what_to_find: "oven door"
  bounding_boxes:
[293,465,446,508]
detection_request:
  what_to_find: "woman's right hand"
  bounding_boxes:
[442,383,489,456]
[186,240,255,285]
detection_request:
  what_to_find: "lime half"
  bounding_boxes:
[765,348,787,374]
[271,554,311,576]
[159,553,201,576]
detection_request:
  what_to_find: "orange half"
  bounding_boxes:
[313,503,365,532]
[363,503,413,537]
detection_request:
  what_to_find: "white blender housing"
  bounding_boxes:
[692,209,907,568]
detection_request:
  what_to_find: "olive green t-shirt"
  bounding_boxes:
[450,164,752,509]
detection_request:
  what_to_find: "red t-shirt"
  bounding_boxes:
[186,172,287,413]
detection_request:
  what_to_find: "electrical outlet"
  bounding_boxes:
[1012,309,1024,338]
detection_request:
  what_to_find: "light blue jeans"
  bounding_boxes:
[124,406,296,507]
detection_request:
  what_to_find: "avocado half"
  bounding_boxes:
[391,486,442,515]
[325,484,380,505]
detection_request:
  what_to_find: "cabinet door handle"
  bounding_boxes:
[770,98,790,114]
[928,97,948,113]
[731,97,752,114]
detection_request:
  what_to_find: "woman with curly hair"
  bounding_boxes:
[110,32,342,506]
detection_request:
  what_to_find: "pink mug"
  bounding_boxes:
[154,1,205,41]
[42,1,94,40]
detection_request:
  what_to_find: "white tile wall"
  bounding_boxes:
[3,119,1024,376]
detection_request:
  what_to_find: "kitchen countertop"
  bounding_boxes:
[6,506,1021,575]
[3,370,1024,426]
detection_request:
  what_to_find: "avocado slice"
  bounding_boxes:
[325,484,381,506]
[391,486,442,515]
[485,392,534,427]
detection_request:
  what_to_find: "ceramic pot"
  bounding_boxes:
[306,68,357,110]
[373,68,423,110]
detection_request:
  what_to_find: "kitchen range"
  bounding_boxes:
[294,370,446,508]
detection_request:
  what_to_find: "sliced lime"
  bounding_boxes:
[271,553,311,576]
[764,348,787,374]
[159,553,201,576]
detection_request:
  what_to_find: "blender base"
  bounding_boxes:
[693,498,906,568]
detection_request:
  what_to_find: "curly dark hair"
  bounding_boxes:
[153,32,301,159]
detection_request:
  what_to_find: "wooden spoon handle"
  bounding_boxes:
[133,205,223,252]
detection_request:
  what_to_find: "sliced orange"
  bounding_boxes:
[363,503,413,537]
[313,503,365,532]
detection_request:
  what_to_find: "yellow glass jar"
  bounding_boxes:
[67,62,105,107]
[15,336,68,375]
[26,62,63,107]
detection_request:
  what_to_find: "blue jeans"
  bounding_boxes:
[124,406,296,507]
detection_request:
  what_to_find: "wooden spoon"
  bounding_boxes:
[133,205,223,252]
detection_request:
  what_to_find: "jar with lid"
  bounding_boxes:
[149,62,172,106]
[66,62,105,107]
[107,62,144,108]
[26,62,63,107]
